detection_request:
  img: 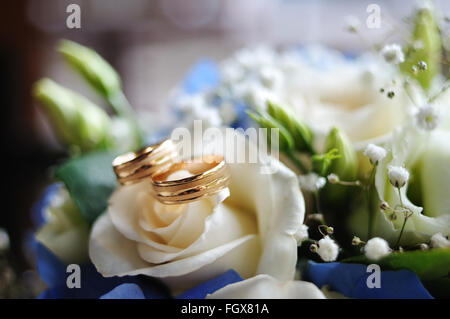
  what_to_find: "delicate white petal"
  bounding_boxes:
[206,275,325,299]
[364,237,391,260]
[89,213,260,291]
[430,233,450,248]
[349,126,450,245]
[317,236,339,262]
[415,105,440,131]
[381,44,405,64]
[364,143,387,165]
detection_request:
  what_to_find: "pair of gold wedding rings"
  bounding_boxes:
[112,140,231,205]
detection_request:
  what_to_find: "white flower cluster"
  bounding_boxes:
[364,144,387,165]
[176,95,223,129]
[298,173,326,192]
[381,44,405,65]
[430,233,450,248]
[388,165,410,188]
[364,237,391,260]
[415,105,440,131]
[317,236,339,262]
[173,46,295,129]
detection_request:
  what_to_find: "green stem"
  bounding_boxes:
[394,187,408,248]
[107,90,144,148]
[395,214,408,249]
[397,187,404,207]
[367,166,377,239]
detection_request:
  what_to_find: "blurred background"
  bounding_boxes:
[0,0,449,297]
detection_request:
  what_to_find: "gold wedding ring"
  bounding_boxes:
[151,155,231,205]
[113,140,177,185]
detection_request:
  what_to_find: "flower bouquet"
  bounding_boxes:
[32,4,449,299]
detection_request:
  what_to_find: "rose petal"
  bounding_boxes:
[89,213,261,290]
[206,274,325,299]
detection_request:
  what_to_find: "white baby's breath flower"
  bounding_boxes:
[237,82,275,110]
[388,165,410,188]
[219,102,237,125]
[364,237,391,260]
[317,236,339,262]
[220,60,245,84]
[299,173,326,192]
[294,224,309,244]
[177,94,223,128]
[259,67,284,90]
[415,105,440,131]
[177,95,205,115]
[364,144,387,165]
[198,108,222,128]
[381,44,405,64]
[430,233,450,248]
[344,15,360,32]
[327,173,339,184]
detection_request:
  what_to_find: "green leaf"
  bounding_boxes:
[247,110,295,152]
[55,151,119,224]
[266,101,314,153]
[343,248,450,281]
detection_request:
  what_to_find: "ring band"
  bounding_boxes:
[151,155,231,205]
[113,140,177,185]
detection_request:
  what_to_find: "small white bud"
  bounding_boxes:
[299,173,326,192]
[317,236,339,262]
[352,236,362,246]
[327,173,339,184]
[388,165,410,188]
[380,201,390,210]
[381,44,405,64]
[364,144,387,165]
[419,243,429,250]
[430,233,450,248]
[417,61,428,70]
[364,237,391,260]
[415,105,440,131]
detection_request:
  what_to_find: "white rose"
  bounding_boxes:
[206,274,325,299]
[36,184,90,264]
[89,131,306,291]
[284,52,416,147]
[349,124,450,245]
